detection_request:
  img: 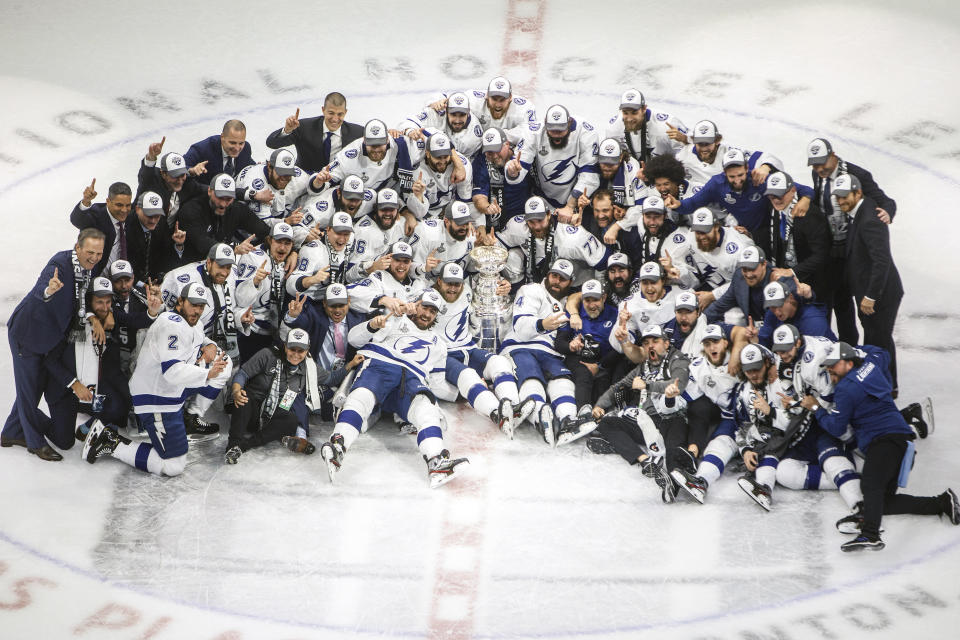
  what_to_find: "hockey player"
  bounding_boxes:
[410,201,476,283]
[497,196,610,286]
[400,92,484,159]
[499,258,596,445]
[733,343,860,513]
[405,133,473,220]
[676,120,783,187]
[233,223,297,361]
[661,291,715,357]
[105,259,161,376]
[758,279,836,347]
[609,262,684,359]
[161,243,259,365]
[592,324,694,503]
[235,149,325,228]
[659,207,754,316]
[603,252,639,306]
[295,174,373,242]
[326,119,427,197]
[602,194,679,267]
[347,241,426,315]
[508,105,600,219]
[584,138,643,212]
[603,89,687,167]
[349,189,411,276]
[801,342,957,551]
[287,212,357,301]
[83,282,233,476]
[319,289,469,488]
[472,127,534,232]
[427,76,537,133]
[667,148,813,235]
[430,262,524,436]
[670,324,742,503]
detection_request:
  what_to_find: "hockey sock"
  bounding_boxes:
[697,435,737,485]
[547,378,577,422]
[484,355,520,404]
[335,388,376,450]
[456,368,499,418]
[776,459,821,490]
[822,451,863,509]
[409,395,444,459]
[518,379,547,424]
[757,456,778,489]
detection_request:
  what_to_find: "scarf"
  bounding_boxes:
[200,266,235,348]
[269,256,286,331]
[260,357,286,425]
[622,110,650,165]
[486,158,505,228]
[522,217,557,284]
[326,236,355,284]
[391,136,415,196]
[69,251,92,343]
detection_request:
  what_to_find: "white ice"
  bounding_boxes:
[1,1,959,638]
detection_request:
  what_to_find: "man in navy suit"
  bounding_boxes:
[68,180,133,275]
[266,92,364,173]
[184,119,255,184]
[282,283,364,420]
[2,229,106,460]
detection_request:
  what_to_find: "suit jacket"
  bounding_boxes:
[811,159,897,220]
[845,196,903,304]
[265,117,364,173]
[68,202,123,276]
[705,268,772,325]
[753,199,832,299]
[286,302,363,386]
[177,196,271,263]
[8,250,88,355]
[183,134,255,183]
[135,159,206,222]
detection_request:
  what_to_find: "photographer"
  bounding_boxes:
[555,279,620,415]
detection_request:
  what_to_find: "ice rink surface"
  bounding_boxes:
[2,1,960,638]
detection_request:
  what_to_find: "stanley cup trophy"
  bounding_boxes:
[469,245,510,352]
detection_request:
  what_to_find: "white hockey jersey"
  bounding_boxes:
[406,151,474,219]
[294,185,375,242]
[233,247,289,336]
[497,215,609,284]
[402,109,484,159]
[684,353,738,416]
[328,136,425,193]
[235,163,317,227]
[677,144,784,187]
[603,109,687,161]
[466,90,537,132]
[348,313,447,384]
[160,262,258,353]
[610,286,685,353]
[129,311,217,415]
[346,270,427,314]
[410,218,476,282]
[510,121,600,208]
[665,226,753,297]
[432,284,477,353]
[499,281,567,357]
[349,215,409,274]
[286,236,362,299]
[618,180,706,232]
[734,377,793,453]
[785,335,836,407]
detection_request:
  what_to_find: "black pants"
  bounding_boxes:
[596,411,688,468]
[686,396,720,454]
[858,294,901,391]
[861,434,942,538]
[566,357,612,407]
[828,256,859,345]
[227,399,299,452]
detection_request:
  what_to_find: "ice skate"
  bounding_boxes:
[82,420,120,464]
[738,474,772,511]
[495,397,516,439]
[320,434,345,483]
[537,404,556,447]
[901,402,928,439]
[943,488,959,525]
[426,449,470,488]
[184,411,220,443]
[224,445,242,464]
[640,457,676,503]
[556,415,599,446]
[671,468,707,504]
[923,396,935,438]
[585,435,615,455]
[513,397,536,426]
[841,534,885,552]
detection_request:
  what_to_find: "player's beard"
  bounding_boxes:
[548,133,569,149]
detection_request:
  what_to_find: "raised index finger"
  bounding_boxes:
[90,178,96,189]
[53,267,58,279]
[159,136,166,147]
[294,107,300,119]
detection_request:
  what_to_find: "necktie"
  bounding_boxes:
[224,156,235,177]
[323,131,333,161]
[144,231,152,276]
[779,211,788,240]
[822,178,832,214]
[333,321,346,359]
[118,221,127,259]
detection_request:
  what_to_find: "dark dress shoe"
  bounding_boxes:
[1,436,27,448]
[28,445,63,461]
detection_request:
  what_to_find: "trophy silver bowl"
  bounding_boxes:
[469,245,510,352]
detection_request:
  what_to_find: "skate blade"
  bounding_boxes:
[186,432,220,443]
[922,396,935,437]
[430,460,470,489]
[321,449,339,484]
[737,477,771,512]
[81,420,105,463]
[501,416,515,440]
[556,420,599,446]
[670,470,705,504]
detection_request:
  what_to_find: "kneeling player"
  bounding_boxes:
[319,290,468,488]
[83,283,233,476]
[431,262,527,437]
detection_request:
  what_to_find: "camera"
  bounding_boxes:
[580,335,602,364]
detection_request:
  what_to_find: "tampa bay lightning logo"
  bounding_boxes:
[177,274,190,283]
[542,157,577,184]
[803,350,815,363]
[317,201,329,212]
[725,242,738,254]
[445,309,469,342]
[252,178,265,190]
[394,336,432,365]
[749,193,762,202]
[345,149,358,159]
